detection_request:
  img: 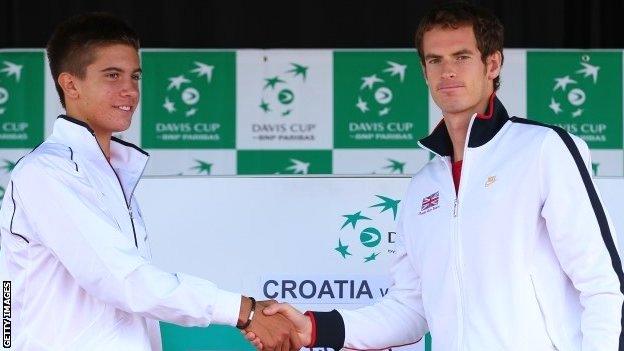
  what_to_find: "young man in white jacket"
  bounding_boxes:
[246,3,624,351]
[0,13,300,351]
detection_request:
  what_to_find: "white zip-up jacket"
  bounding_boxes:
[0,116,241,351]
[307,96,624,351]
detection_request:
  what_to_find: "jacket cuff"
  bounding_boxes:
[211,290,242,326]
[306,310,345,350]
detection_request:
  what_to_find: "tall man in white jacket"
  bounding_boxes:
[246,2,624,350]
[0,13,300,351]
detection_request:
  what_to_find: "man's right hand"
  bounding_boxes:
[243,302,312,350]
[239,297,304,351]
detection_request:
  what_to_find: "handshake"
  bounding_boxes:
[237,296,311,351]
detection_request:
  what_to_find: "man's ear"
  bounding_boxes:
[58,72,80,102]
[486,51,502,80]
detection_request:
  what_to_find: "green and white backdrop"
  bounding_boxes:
[0,48,623,351]
[1,48,623,189]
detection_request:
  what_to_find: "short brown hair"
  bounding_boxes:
[46,13,140,108]
[415,2,504,91]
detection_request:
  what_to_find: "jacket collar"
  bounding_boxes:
[49,115,149,200]
[418,94,510,157]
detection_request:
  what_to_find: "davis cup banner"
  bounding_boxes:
[1,48,624,200]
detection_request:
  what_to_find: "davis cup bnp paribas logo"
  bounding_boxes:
[254,62,316,142]
[259,63,307,118]
[335,195,401,263]
[527,51,623,149]
[0,51,44,148]
[162,62,213,119]
[355,61,406,118]
[334,51,428,149]
[141,51,236,149]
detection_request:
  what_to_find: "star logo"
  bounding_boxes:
[354,61,408,117]
[1,159,16,173]
[161,61,215,118]
[360,74,384,90]
[548,97,562,114]
[185,107,198,117]
[576,62,600,83]
[364,252,379,262]
[284,158,310,174]
[259,62,309,117]
[340,211,372,230]
[264,76,286,90]
[553,76,577,91]
[370,195,401,220]
[382,158,405,174]
[334,194,401,263]
[355,97,369,113]
[190,62,214,83]
[190,159,212,175]
[383,61,407,82]
[167,75,191,90]
[334,239,352,259]
[571,108,583,118]
[547,56,600,119]
[286,63,308,81]
[1,61,23,82]
[259,100,271,112]
[163,97,176,113]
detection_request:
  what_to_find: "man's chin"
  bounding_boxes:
[109,119,133,134]
[436,99,469,115]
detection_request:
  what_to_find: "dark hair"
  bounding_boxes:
[415,2,504,91]
[46,12,140,108]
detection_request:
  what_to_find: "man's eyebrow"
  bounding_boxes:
[424,49,476,61]
[100,67,124,72]
[99,67,142,73]
[424,53,442,60]
[452,49,476,56]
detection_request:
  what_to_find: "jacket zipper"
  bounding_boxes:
[127,162,148,246]
[445,159,465,350]
[108,159,139,248]
[441,119,475,350]
[94,138,146,249]
[453,116,480,350]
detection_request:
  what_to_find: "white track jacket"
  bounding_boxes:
[308,96,624,351]
[0,116,241,350]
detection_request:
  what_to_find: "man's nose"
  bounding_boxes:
[440,60,457,79]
